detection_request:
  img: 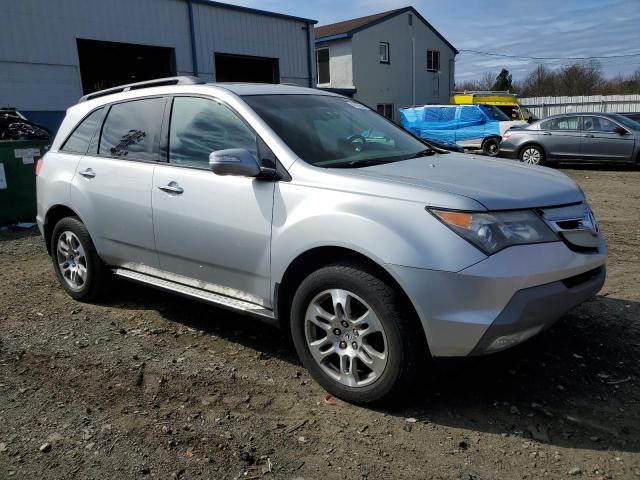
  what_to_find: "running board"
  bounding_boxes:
[113,268,277,325]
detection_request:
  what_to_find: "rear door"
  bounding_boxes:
[70,97,166,268]
[538,116,581,160]
[455,106,485,148]
[151,95,275,307]
[580,116,634,162]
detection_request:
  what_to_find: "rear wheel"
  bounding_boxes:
[290,262,425,404]
[482,138,500,157]
[51,217,110,301]
[520,145,545,165]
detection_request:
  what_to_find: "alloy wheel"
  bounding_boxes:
[304,289,388,388]
[56,231,88,291]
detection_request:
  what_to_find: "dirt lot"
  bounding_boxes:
[1,167,639,480]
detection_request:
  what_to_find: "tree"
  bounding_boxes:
[493,69,513,91]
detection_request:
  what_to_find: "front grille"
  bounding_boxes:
[539,203,599,253]
[562,267,602,289]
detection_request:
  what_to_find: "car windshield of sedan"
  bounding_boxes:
[242,94,434,168]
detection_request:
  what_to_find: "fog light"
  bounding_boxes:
[485,325,544,353]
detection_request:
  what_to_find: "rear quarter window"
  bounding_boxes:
[60,108,104,154]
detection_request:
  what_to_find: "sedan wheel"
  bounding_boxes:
[521,146,544,165]
[304,288,388,388]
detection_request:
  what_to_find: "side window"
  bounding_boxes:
[99,98,165,161]
[541,117,579,131]
[60,108,104,154]
[459,106,483,123]
[584,116,619,133]
[169,97,258,169]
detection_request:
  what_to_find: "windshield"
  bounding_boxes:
[494,105,522,121]
[610,113,640,131]
[242,94,433,167]
[478,105,511,121]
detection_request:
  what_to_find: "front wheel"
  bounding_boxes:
[482,138,500,157]
[290,262,425,404]
[520,145,545,165]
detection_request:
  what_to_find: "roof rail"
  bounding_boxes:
[78,76,205,102]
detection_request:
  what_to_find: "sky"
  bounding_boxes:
[224,0,640,82]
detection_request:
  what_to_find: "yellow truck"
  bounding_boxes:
[450,91,535,123]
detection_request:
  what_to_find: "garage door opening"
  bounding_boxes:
[215,53,279,83]
[77,39,176,94]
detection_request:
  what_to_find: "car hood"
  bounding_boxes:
[341,153,584,210]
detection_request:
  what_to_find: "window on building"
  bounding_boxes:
[316,48,330,85]
[427,49,440,71]
[408,13,413,25]
[61,107,104,154]
[379,42,390,64]
[376,103,394,120]
[169,97,258,169]
[98,98,165,161]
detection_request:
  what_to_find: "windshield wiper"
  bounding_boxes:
[407,148,436,159]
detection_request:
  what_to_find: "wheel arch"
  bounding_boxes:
[43,204,84,255]
[275,245,430,355]
[481,135,501,147]
[517,142,547,160]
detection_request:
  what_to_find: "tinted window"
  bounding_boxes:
[540,116,579,131]
[61,108,103,154]
[610,114,640,130]
[583,116,619,133]
[169,97,257,169]
[99,98,165,161]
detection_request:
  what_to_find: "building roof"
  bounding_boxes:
[194,0,317,24]
[314,6,457,54]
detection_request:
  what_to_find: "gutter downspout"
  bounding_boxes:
[305,22,314,88]
[187,0,199,77]
[411,38,416,105]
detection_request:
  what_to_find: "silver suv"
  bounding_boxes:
[37,77,606,404]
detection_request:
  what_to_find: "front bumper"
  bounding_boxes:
[387,238,606,357]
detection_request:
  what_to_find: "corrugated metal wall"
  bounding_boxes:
[0,0,313,129]
[520,95,640,118]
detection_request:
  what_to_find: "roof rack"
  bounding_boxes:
[452,90,517,96]
[78,76,205,103]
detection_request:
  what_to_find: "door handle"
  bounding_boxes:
[158,182,184,195]
[79,168,96,179]
[541,132,552,136]
[582,134,594,138]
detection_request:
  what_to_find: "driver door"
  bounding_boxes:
[151,96,275,307]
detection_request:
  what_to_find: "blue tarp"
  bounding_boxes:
[399,105,501,145]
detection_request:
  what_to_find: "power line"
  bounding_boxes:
[458,49,640,61]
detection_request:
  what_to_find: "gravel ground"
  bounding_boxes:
[0,167,639,480]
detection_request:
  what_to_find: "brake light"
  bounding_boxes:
[35,157,44,176]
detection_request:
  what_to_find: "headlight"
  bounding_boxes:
[429,209,558,255]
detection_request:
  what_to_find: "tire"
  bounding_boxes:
[50,216,111,301]
[482,138,500,157]
[290,262,426,404]
[519,145,545,165]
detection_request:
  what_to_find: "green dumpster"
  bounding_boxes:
[0,139,48,225]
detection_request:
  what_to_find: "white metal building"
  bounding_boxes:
[315,7,457,123]
[0,0,317,132]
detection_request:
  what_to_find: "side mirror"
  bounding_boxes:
[614,126,628,135]
[209,149,261,177]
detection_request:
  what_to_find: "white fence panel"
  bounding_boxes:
[520,95,640,118]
